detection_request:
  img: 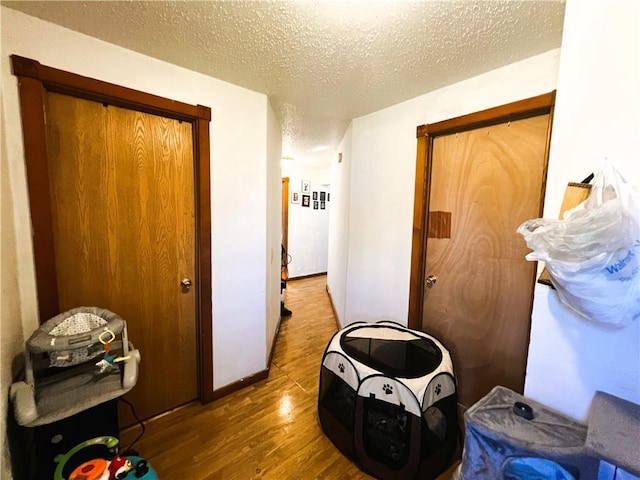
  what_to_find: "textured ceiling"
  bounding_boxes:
[3,0,565,164]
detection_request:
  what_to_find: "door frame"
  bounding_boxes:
[11,55,215,403]
[408,92,556,330]
[282,177,290,255]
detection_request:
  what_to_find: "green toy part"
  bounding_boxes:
[53,436,119,480]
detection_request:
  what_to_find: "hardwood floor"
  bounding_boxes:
[121,276,372,479]
[121,275,460,479]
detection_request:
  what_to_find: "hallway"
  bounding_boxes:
[121,275,372,479]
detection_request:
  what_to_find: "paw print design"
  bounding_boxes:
[382,384,393,395]
[435,383,441,395]
[338,363,345,373]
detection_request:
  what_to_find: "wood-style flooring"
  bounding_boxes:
[121,275,459,479]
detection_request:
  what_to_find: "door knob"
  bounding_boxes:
[181,278,192,292]
[425,275,437,288]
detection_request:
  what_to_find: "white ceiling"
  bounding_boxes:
[3,0,565,165]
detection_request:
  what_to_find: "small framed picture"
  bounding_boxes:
[320,191,326,201]
[327,193,330,201]
[312,191,318,200]
[291,191,300,204]
[313,200,319,210]
[301,180,310,194]
[321,201,326,210]
[302,194,310,207]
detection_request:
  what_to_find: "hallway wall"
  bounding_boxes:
[335,49,560,326]
[0,92,25,480]
[525,0,640,420]
[331,0,639,422]
[282,162,331,278]
[0,7,273,400]
[266,100,283,362]
[327,125,353,326]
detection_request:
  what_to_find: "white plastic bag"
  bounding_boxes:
[518,166,640,327]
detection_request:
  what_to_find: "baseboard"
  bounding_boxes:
[267,315,282,368]
[288,271,327,281]
[211,312,281,402]
[209,273,328,402]
[325,284,343,331]
[211,369,269,401]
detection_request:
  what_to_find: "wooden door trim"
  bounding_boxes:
[416,91,556,138]
[11,55,215,404]
[282,177,290,254]
[195,114,214,403]
[11,55,210,122]
[408,92,556,330]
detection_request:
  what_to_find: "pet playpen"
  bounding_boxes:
[318,321,458,479]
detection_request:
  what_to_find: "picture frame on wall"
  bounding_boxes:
[320,191,326,201]
[291,191,300,204]
[312,191,318,200]
[301,179,311,193]
[313,200,319,210]
[302,194,310,207]
[327,193,330,201]
[321,201,326,210]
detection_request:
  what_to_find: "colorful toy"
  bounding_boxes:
[54,436,158,480]
[69,458,108,480]
[96,329,131,374]
[108,455,132,479]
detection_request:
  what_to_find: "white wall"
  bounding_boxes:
[524,0,640,420]
[266,100,282,360]
[0,6,270,400]
[333,0,640,423]
[1,92,27,480]
[282,162,331,278]
[327,125,353,326]
[338,49,560,326]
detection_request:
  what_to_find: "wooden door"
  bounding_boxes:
[44,92,198,423]
[409,95,554,410]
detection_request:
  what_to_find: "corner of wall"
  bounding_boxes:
[325,282,343,330]
[265,98,282,363]
[327,122,353,326]
[1,94,26,480]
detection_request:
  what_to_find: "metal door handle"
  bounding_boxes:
[181,278,192,292]
[425,275,437,288]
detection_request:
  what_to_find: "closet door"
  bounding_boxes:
[45,92,198,424]
[409,94,555,410]
[420,114,550,409]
